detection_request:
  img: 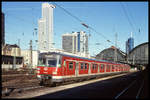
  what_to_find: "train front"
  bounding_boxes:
[36,52,62,86]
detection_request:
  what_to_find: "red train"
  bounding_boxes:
[36,52,130,86]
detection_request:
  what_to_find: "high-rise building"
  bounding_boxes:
[38,3,55,52]
[126,32,134,54]
[62,31,88,54]
[79,31,88,54]
[62,33,76,53]
[1,12,5,46]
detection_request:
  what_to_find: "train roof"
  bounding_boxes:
[39,52,126,65]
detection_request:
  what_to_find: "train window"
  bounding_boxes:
[81,63,84,69]
[107,65,110,70]
[63,60,66,67]
[69,62,73,69]
[57,55,62,67]
[85,63,88,69]
[121,66,123,71]
[92,64,94,69]
[95,64,97,69]
[48,59,57,67]
[118,65,120,70]
[112,65,114,70]
[117,65,119,70]
[101,64,104,70]
[92,64,97,70]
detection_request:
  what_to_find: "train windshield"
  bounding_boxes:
[38,53,61,67]
[47,58,57,67]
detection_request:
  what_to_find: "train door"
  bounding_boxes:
[62,60,67,76]
[100,64,105,73]
[66,61,75,76]
[104,64,106,73]
[75,61,79,77]
[88,63,91,74]
[97,64,100,73]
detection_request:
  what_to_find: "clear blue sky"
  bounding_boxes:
[2,2,148,56]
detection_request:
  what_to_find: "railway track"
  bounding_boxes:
[2,86,44,96]
[114,80,145,99]
[114,71,146,99]
[2,72,132,98]
[2,73,39,97]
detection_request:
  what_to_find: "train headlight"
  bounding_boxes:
[37,75,41,78]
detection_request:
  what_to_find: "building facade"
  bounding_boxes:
[62,31,88,55]
[79,31,88,54]
[38,3,55,52]
[21,50,38,69]
[2,44,21,56]
[62,33,75,53]
[2,44,23,70]
[127,42,148,65]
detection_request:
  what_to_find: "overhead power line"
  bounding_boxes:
[125,3,137,31]
[53,2,83,23]
[120,2,135,31]
[52,2,115,46]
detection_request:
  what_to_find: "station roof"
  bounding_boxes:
[128,42,148,54]
[96,46,126,57]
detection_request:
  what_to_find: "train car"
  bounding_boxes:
[36,52,130,86]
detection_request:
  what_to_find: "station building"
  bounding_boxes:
[21,50,38,69]
[2,44,23,70]
[96,42,148,67]
[95,46,126,63]
[127,42,148,65]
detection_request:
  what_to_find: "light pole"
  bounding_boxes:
[114,32,118,62]
[13,47,16,70]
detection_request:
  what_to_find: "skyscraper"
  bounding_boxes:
[62,31,88,54]
[126,32,134,54]
[62,33,76,53]
[79,31,88,54]
[38,3,55,52]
